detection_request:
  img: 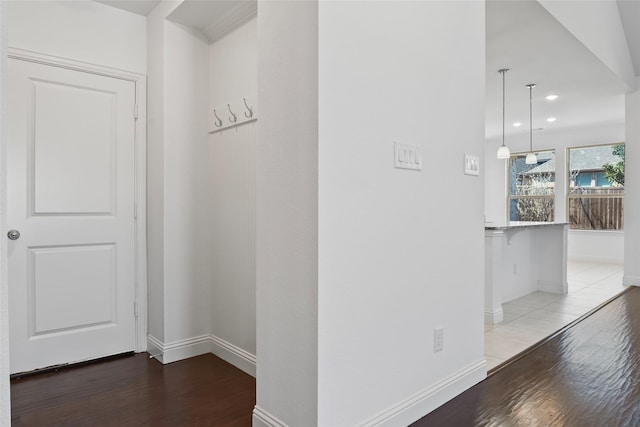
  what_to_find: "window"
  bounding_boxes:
[568,144,624,230]
[508,150,555,222]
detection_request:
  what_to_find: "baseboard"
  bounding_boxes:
[146,334,165,363]
[146,333,257,376]
[358,359,486,427]
[484,307,503,324]
[568,255,624,264]
[253,406,289,427]
[146,334,211,364]
[623,275,640,286]
[210,334,256,377]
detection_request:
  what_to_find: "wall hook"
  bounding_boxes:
[243,98,254,118]
[228,104,237,123]
[213,109,222,127]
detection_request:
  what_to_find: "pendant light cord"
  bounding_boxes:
[529,84,533,153]
[498,68,509,154]
[502,71,506,148]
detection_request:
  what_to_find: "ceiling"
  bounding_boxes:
[485,0,633,141]
[96,0,639,141]
[617,0,640,74]
[96,0,160,16]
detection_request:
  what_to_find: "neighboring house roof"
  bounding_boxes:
[524,157,555,174]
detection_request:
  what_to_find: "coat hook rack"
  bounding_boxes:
[243,98,253,118]
[228,104,237,123]
[209,98,257,134]
[213,109,222,127]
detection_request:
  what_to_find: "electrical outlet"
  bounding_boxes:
[434,327,444,352]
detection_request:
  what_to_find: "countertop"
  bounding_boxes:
[484,221,569,231]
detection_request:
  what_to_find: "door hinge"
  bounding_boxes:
[134,103,139,120]
[134,301,138,318]
[134,202,138,219]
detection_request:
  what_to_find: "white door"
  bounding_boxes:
[8,58,137,374]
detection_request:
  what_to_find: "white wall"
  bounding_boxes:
[146,2,258,370]
[145,0,176,346]
[485,123,625,264]
[317,2,486,425]
[146,1,217,361]
[7,1,146,74]
[163,21,212,345]
[255,1,319,425]
[499,230,537,302]
[0,1,9,424]
[256,1,486,426]
[569,230,624,264]
[625,78,640,285]
[208,18,257,373]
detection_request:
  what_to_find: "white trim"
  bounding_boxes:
[253,406,289,427]
[623,275,640,286]
[210,334,256,376]
[484,307,503,324]
[133,77,148,354]
[8,47,144,82]
[568,255,624,264]
[146,334,257,375]
[568,229,624,236]
[146,334,165,363]
[358,360,486,427]
[147,334,211,365]
[7,48,148,354]
[0,2,11,424]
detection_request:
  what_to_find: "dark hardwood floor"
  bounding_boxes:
[12,287,640,427]
[11,353,255,427]
[414,286,640,426]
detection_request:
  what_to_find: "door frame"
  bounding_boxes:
[6,47,148,353]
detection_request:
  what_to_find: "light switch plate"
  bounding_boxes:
[395,141,422,171]
[464,154,480,176]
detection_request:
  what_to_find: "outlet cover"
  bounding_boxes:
[434,327,444,352]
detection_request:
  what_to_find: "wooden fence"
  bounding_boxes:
[568,187,624,230]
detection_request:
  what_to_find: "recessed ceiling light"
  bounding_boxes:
[546,117,557,122]
[513,122,522,127]
[545,94,559,101]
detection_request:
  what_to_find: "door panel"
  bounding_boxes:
[8,58,137,374]
[31,79,115,215]
[30,244,116,335]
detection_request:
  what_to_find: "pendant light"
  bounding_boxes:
[525,83,537,165]
[496,68,511,159]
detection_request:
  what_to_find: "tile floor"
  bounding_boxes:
[485,261,625,371]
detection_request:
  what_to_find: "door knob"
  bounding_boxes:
[7,229,20,240]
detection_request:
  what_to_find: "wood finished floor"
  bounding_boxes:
[11,353,255,427]
[12,287,640,427]
[414,286,640,426]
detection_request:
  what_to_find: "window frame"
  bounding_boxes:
[566,142,625,231]
[506,149,556,223]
